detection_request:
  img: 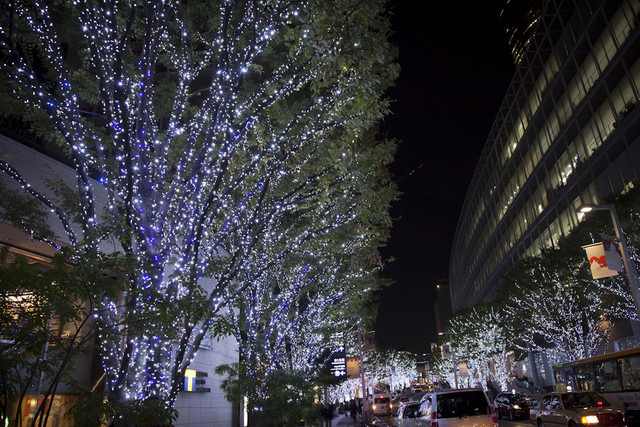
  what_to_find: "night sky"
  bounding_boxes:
[375,1,516,354]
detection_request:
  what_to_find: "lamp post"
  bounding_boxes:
[578,203,640,321]
[438,331,459,389]
[358,329,370,423]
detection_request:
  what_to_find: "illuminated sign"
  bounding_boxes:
[181,369,210,393]
[347,357,359,379]
[330,349,347,378]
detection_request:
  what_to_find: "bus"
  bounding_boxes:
[552,347,640,425]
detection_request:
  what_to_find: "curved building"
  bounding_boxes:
[450,0,640,310]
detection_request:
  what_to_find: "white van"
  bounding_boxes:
[416,389,497,427]
[371,392,392,416]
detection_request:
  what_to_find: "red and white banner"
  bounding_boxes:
[364,331,376,351]
[583,242,619,279]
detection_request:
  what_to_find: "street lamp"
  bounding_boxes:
[578,203,640,322]
[438,331,459,389]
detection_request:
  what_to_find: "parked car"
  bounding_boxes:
[394,402,421,427]
[415,388,498,427]
[530,391,625,427]
[494,391,536,420]
[372,392,392,416]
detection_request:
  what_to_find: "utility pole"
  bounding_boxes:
[358,329,370,423]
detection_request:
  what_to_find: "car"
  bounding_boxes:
[392,395,417,416]
[372,392,392,416]
[415,388,498,427]
[410,391,428,404]
[391,398,401,416]
[530,391,625,427]
[394,402,421,427]
[414,384,426,393]
[399,396,413,404]
[494,391,536,420]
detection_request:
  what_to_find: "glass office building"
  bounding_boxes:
[450,0,640,310]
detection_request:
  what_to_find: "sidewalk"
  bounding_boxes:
[332,412,364,426]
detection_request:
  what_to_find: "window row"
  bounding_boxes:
[459,0,640,257]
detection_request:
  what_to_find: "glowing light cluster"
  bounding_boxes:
[0,0,397,409]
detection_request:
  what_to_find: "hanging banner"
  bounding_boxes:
[458,362,468,377]
[602,234,624,271]
[347,357,360,379]
[583,242,619,279]
[441,344,451,360]
[364,331,376,351]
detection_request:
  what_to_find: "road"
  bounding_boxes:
[498,420,533,427]
[376,415,533,427]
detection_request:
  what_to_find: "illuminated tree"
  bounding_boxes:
[213,120,393,409]
[327,349,416,402]
[449,305,510,391]
[224,241,388,409]
[0,0,397,420]
[381,350,416,392]
[429,348,456,390]
[504,251,618,363]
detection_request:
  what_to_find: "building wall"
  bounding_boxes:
[173,334,239,426]
[450,0,640,310]
[1,135,239,426]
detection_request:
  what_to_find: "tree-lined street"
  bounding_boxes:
[2,0,640,426]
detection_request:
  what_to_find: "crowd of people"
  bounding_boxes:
[321,398,363,425]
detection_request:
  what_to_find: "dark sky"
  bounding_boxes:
[375,1,515,353]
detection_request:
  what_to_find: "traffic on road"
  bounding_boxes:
[347,383,631,427]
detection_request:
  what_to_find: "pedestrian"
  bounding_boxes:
[322,402,333,427]
[349,399,357,421]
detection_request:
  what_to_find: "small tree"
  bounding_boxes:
[0,249,152,426]
[215,364,321,427]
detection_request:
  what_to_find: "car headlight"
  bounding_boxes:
[512,405,521,410]
[372,404,377,410]
[581,415,600,424]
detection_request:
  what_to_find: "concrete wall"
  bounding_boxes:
[174,334,239,426]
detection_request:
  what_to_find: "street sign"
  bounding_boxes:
[330,349,347,378]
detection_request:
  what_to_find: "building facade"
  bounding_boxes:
[450,0,640,310]
[500,0,544,66]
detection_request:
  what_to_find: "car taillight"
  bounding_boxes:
[431,411,437,427]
